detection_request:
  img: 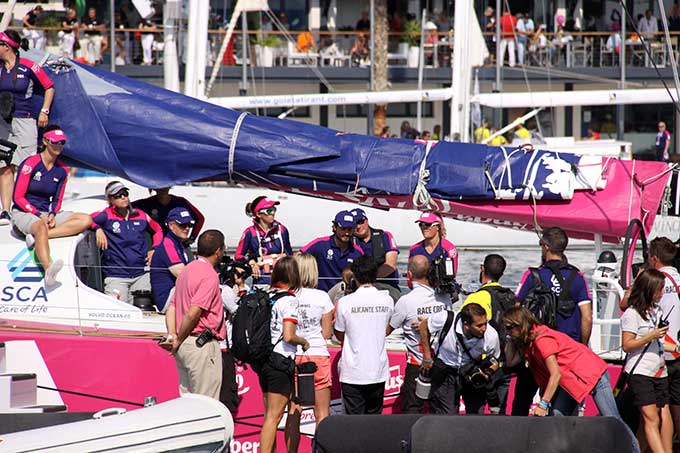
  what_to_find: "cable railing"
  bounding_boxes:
[8,25,680,70]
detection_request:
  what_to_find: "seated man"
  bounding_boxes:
[132,187,205,243]
[150,207,195,311]
[91,181,163,303]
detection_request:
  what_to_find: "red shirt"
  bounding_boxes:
[170,257,226,340]
[526,325,607,402]
[500,13,518,39]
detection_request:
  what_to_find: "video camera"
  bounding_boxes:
[218,254,253,287]
[429,255,460,302]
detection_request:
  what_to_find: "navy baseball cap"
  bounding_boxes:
[351,208,367,221]
[166,207,195,225]
[334,210,356,228]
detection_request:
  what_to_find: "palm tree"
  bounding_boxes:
[373,0,388,135]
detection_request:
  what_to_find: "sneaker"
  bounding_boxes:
[0,210,11,226]
[25,233,35,250]
[44,259,64,287]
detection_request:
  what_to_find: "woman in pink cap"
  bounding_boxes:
[11,125,92,286]
[0,30,55,226]
[235,195,293,285]
[408,211,458,273]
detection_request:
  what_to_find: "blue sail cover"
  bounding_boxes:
[39,56,579,200]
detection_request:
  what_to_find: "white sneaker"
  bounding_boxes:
[25,233,35,250]
[45,259,64,287]
[0,211,11,226]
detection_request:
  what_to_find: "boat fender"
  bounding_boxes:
[93,408,127,419]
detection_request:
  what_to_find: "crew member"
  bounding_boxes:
[335,255,394,414]
[0,30,55,225]
[419,303,501,415]
[132,187,205,242]
[655,121,672,162]
[301,210,364,292]
[235,196,293,285]
[513,226,592,416]
[163,230,227,400]
[91,181,163,303]
[409,212,458,273]
[351,207,400,298]
[387,255,451,413]
[11,126,91,286]
[150,207,195,311]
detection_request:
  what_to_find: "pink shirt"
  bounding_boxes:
[170,257,226,340]
[526,325,607,402]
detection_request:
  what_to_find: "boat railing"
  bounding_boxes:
[591,273,625,361]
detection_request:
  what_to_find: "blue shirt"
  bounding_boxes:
[0,58,53,118]
[235,221,293,285]
[13,154,68,215]
[356,229,400,288]
[408,238,459,274]
[91,207,163,279]
[516,260,591,342]
[150,231,193,310]
[301,235,364,292]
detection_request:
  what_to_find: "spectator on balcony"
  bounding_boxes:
[113,12,128,65]
[356,11,370,31]
[81,7,106,64]
[516,13,534,66]
[60,8,79,59]
[605,22,622,59]
[482,7,496,64]
[262,14,273,32]
[140,19,157,66]
[400,121,419,140]
[350,33,369,66]
[389,14,403,33]
[638,9,658,40]
[474,118,490,143]
[669,3,680,31]
[296,30,316,53]
[499,10,517,67]
[550,24,573,65]
[22,5,45,51]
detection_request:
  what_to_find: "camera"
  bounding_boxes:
[195,328,215,347]
[217,254,253,286]
[462,356,501,389]
[0,139,16,166]
[429,255,460,302]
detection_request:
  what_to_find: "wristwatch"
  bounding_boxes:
[40,108,50,115]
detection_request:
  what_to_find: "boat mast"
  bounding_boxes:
[617,2,625,140]
[416,9,426,133]
[184,0,209,98]
[240,11,248,96]
[163,0,180,92]
[0,0,17,31]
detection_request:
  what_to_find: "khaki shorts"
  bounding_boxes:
[6,117,37,167]
[11,210,74,236]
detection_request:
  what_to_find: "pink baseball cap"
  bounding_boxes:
[415,212,442,225]
[0,32,19,50]
[254,197,280,213]
[43,129,67,143]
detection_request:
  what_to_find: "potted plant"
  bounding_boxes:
[403,19,420,68]
[254,35,282,67]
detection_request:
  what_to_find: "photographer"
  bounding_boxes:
[418,303,500,415]
[150,207,195,311]
[387,255,451,413]
[163,230,227,400]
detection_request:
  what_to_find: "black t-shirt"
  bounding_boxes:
[63,18,77,34]
[355,19,370,31]
[25,10,39,26]
[82,15,103,35]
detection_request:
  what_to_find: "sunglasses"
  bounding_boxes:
[259,207,277,215]
[0,42,7,48]
[356,218,367,225]
[504,323,519,330]
[418,222,436,229]
[46,139,66,146]
[111,191,129,199]
[176,223,192,229]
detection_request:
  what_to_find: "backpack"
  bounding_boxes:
[230,288,289,365]
[482,285,517,333]
[522,264,579,328]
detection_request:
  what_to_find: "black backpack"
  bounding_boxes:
[230,288,289,365]
[483,285,518,334]
[522,264,579,328]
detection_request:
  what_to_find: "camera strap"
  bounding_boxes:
[453,313,479,365]
[433,310,455,360]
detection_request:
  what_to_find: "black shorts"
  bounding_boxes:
[629,374,670,408]
[254,360,293,396]
[666,359,680,405]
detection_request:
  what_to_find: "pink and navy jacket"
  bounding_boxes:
[408,238,458,274]
[90,207,163,279]
[12,154,68,216]
[301,235,364,292]
[0,58,53,118]
[150,231,193,310]
[235,221,293,284]
[132,194,205,241]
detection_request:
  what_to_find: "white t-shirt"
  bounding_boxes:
[621,306,667,377]
[296,287,334,357]
[658,266,680,361]
[335,286,394,384]
[390,282,451,364]
[270,293,299,358]
[428,310,500,368]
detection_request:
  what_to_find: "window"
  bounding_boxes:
[335,102,434,118]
